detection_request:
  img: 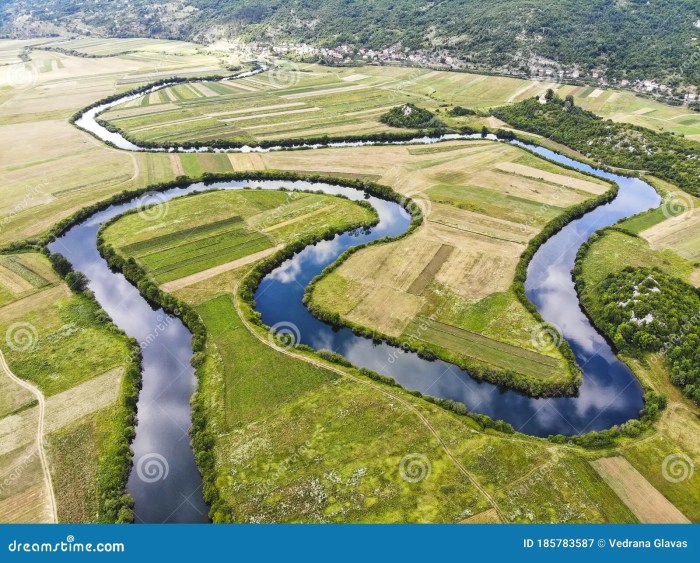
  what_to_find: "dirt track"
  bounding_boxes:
[0,350,57,523]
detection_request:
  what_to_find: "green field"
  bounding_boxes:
[98,176,700,523]
[404,317,563,380]
[0,252,131,523]
[573,206,700,522]
[102,189,376,284]
[99,62,700,146]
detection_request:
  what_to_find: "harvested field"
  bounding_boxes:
[641,210,700,261]
[590,457,690,523]
[495,162,608,195]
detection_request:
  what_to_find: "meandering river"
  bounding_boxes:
[49,71,661,522]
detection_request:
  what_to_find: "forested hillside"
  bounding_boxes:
[2,0,700,86]
[492,94,700,196]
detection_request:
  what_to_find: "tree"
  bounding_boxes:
[65,271,90,292]
[545,88,555,101]
[49,253,73,277]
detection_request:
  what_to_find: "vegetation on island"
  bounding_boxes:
[380,104,444,130]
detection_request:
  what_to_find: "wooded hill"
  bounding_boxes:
[2,0,700,86]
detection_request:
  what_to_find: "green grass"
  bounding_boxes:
[140,229,272,283]
[578,230,695,290]
[427,184,563,226]
[403,317,563,380]
[104,189,376,284]
[198,295,337,427]
[1,295,129,397]
[196,294,490,522]
[47,406,118,523]
[621,436,700,522]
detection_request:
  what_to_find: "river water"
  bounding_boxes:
[48,75,661,522]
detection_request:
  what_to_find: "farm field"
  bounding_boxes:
[100,61,700,145]
[297,141,610,387]
[2,37,700,525]
[2,38,699,250]
[102,189,376,284]
[0,43,230,247]
[0,252,131,523]
[102,190,666,523]
[575,199,700,522]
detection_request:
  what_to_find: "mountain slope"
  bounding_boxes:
[2,0,699,86]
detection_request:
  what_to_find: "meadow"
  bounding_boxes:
[297,141,609,390]
[574,193,700,521]
[99,61,700,146]
[100,189,655,523]
[1,38,699,524]
[0,252,130,523]
[102,189,376,285]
